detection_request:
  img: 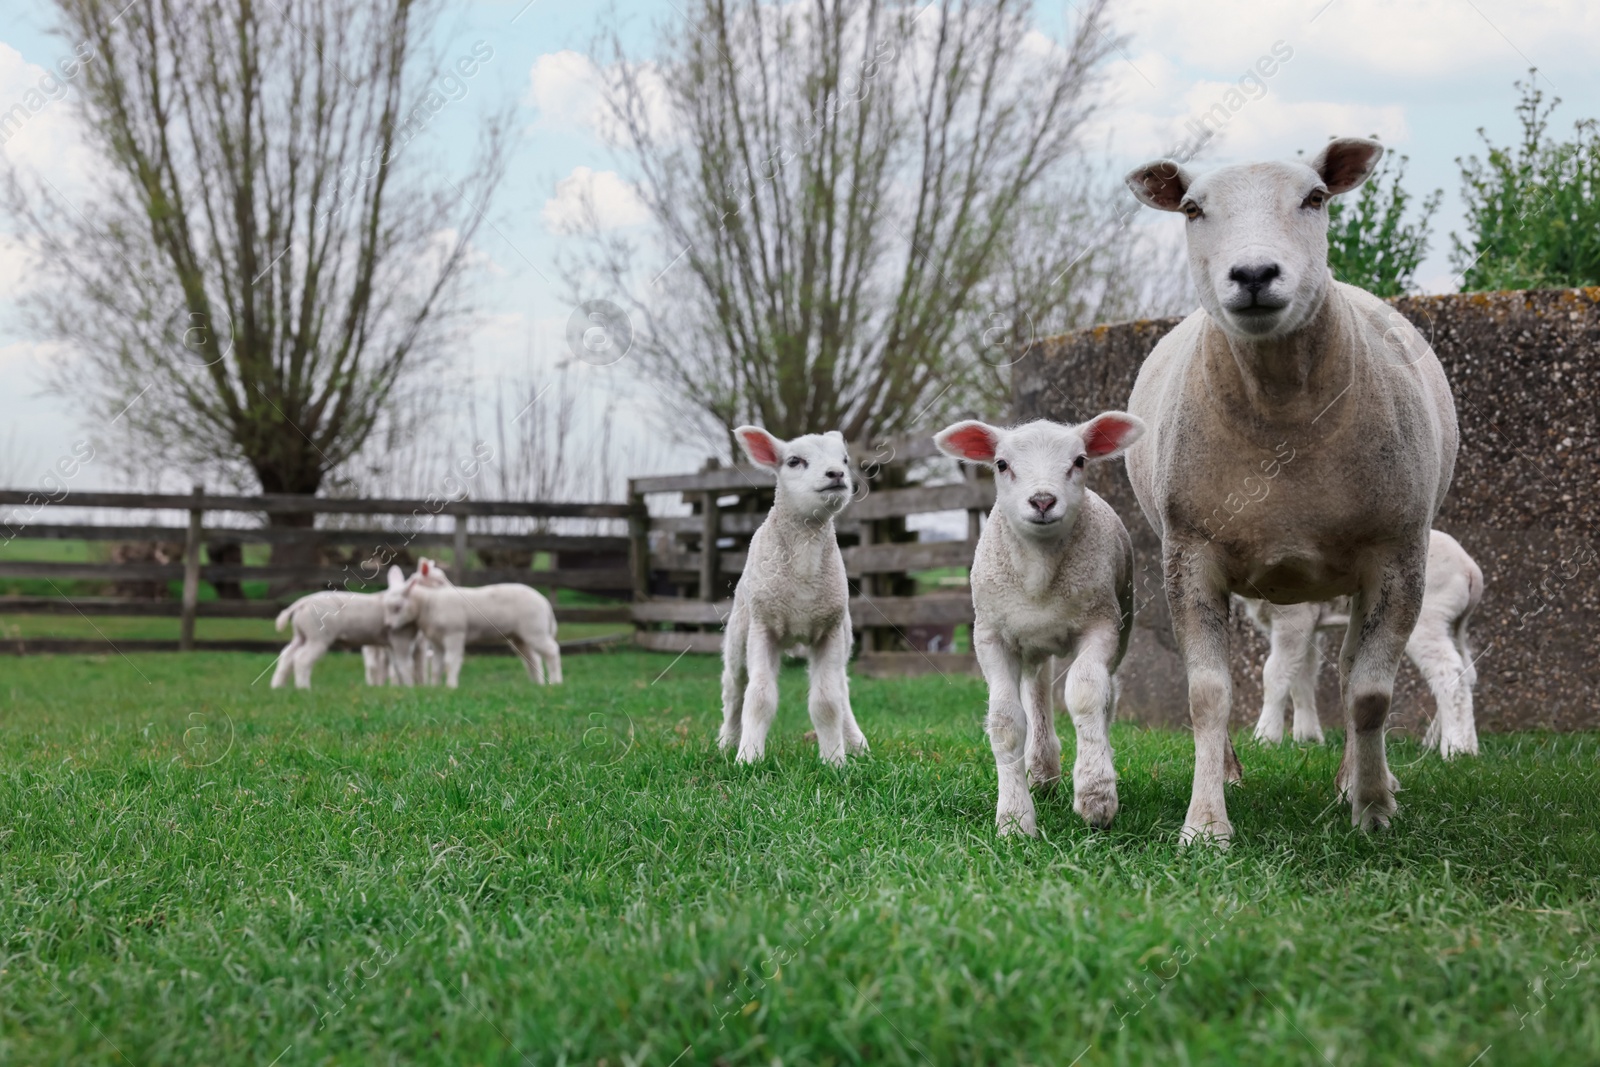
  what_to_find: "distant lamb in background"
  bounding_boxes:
[383,559,561,687]
[935,413,1144,837]
[719,427,867,766]
[1244,530,1484,759]
[273,565,435,689]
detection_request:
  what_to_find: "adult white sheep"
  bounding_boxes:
[1246,530,1484,759]
[1123,137,1459,843]
[272,565,432,689]
[934,414,1144,836]
[383,558,561,687]
[719,427,867,766]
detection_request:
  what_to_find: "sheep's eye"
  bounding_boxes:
[1303,189,1328,210]
[994,459,1008,473]
[1073,455,1086,470]
[786,456,804,468]
[1181,201,1203,220]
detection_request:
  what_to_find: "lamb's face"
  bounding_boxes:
[736,426,854,521]
[383,584,418,629]
[1125,138,1383,340]
[934,414,1145,541]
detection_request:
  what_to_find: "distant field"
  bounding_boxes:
[2,649,1596,1065]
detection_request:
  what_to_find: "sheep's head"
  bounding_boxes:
[736,426,854,523]
[1125,137,1383,340]
[934,415,1144,541]
[382,558,448,629]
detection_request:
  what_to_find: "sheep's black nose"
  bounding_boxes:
[1028,493,1057,514]
[825,469,845,481]
[1228,263,1281,293]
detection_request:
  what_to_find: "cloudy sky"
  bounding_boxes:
[1,0,1595,494]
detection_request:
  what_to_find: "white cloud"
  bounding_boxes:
[0,40,99,197]
[541,166,648,235]
[525,50,605,129]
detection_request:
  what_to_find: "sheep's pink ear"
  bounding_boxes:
[419,559,434,578]
[1081,412,1146,460]
[735,426,784,469]
[933,421,1001,463]
[1310,137,1383,195]
[1124,159,1192,211]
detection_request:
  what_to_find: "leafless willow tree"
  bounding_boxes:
[6,0,508,554]
[574,0,1168,449]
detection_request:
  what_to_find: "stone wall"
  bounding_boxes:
[1012,287,1600,734]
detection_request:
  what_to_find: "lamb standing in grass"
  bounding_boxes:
[273,565,429,689]
[719,427,867,766]
[383,558,561,687]
[934,414,1144,836]
[1246,530,1484,759]
[1123,137,1458,842]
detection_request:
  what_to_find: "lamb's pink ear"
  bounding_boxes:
[1080,411,1146,460]
[933,420,1001,463]
[419,559,434,580]
[1310,137,1383,195]
[1124,159,1192,211]
[735,426,784,469]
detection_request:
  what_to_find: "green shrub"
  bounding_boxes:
[1326,150,1442,297]
[1452,73,1600,291]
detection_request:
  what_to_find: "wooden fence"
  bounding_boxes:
[0,488,635,656]
[626,434,992,677]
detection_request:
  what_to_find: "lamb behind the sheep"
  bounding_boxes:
[1246,530,1484,759]
[934,414,1144,836]
[719,427,867,766]
[272,565,425,689]
[383,559,561,687]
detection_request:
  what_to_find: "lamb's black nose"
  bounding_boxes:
[1228,263,1281,294]
[1028,493,1057,514]
[825,469,844,481]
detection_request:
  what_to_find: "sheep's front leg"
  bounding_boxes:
[1166,543,1235,846]
[1021,661,1061,793]
[975,626,1033,837]
[1335,545,1426,830]
[806,621,853,767]
[735,625,782,764]
[1065,626,1120,829]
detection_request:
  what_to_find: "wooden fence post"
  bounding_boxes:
[179,483,203,651]
[699,491,720,602]
[627,482,650,603]
[453,512,469,582]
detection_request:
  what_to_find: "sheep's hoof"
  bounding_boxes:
[733,745,765,764]
[1353,801,1398,832]
[1073,785,1118,829]
[1028,762,1063,795]
[996,806,1038,838]
[1251,724,1283,745]
[1438,736,1479,760]
[1292,728,1326,745]
[1224,744,1244,785]
[1179,818,1233,849]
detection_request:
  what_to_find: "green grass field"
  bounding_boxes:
[2,650,1596,1065]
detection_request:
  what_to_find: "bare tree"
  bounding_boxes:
[7,0,508,559]
[574,0,1125,448]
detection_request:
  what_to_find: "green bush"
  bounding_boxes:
[1452,73,1600,291]
[1326,150,1442,297]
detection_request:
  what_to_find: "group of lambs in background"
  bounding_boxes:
[720,137,1486,845]
[271,558,562,690]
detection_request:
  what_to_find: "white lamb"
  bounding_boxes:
[719,427,868,766]
[382,558,561,687]
[1246,530,1484,758]
[272,565,435,689]
[934,414,1145,836]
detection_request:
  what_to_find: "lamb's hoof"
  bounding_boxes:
[717,729,739,752]
[996,806,1038,838]
[1438,736,1479,760]
[734,743,764,764]
[846,734,870,755]
[817,747,848,769]
[1293,728,1326,745]
[1179,817,1233,849]
[1073,784,1118,829]
[1252,725,1283,745]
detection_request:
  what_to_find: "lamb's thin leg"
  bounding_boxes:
[510,636,545,684]
[719,605,750,752]
[271,636,300,688]
[1166,543,1235,846]
[735,625,782,763]
[1407,612,1478,758]
[1065,625,1119,829]
[531,635,562,685]
[441,633,466,689]
[1335,545,1426,830]
[293,639,331,689]
[806,622,852,766]
[1022,661,1061,793]
[1252,603,1320,744]
[1290,630,1327,744]
[974,625,1033,836]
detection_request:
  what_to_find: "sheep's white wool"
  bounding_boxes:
[383,558,561,687]
[1245,531,1484,761]
[1123,137,1459,844]
[272,566,428,690]
[934,414,1143,837]
[719,427,867,766]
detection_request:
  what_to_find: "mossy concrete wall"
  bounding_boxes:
[1013,287,1600,735]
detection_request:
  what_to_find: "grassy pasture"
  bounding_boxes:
[1,649,1597,1065]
